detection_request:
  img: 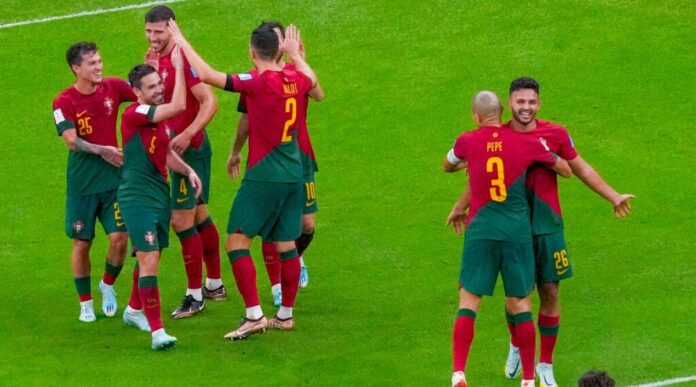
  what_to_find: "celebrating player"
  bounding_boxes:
[118,47,202,349]
[445,91,570,387]
[52,42,135,322]
[230,21,324,306]
[144,6,224,319]
[168,20,318,339]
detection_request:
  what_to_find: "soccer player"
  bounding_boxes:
[144,5,224,319]
[447,78,634,387]
[119,46,202,349]
[445,91,570,387]
[230,22,324,306]
[168,21,318,339]
[52,42,135,322]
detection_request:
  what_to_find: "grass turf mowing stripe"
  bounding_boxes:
[630,375,696,387]
[0,0,186,29]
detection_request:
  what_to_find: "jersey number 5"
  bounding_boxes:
[282,97,297,143]
[486,157,507,202]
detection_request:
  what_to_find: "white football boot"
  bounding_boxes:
[79,300,96,322]
[505,343,522,378]
[451,371,467,387]
[536,362,558,387]
[99,280,118,317]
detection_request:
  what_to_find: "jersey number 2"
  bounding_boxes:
[486,157,507,202]
[282,97,297,143]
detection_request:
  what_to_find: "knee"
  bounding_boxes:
[539,283,560,306]
[171,210,194,232]
[301,215,315,234]
[72,240,91,256]
[109,233,129,252]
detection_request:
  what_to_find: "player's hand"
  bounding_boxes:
[167,19,186,46]
[455,161,468,171]
[612,194,635,217]
[99,146,124,167]
[283,24,301,59]
[170,131,192,155]
[188,169,203,199]
[446,205,468,235]
[145,48,160,71]
[171,45,183,70]
[227,152,241,180]
[299,39,306,60]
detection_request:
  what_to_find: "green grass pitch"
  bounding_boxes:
[0,0,694,385]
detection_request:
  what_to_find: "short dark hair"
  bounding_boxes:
[145,5,175,23]
[578,370,615,387]
[66,41,98,69]
[509,77,540,95]
[128,64,157,89]
[250,23,279,60]
[262,20,285,38]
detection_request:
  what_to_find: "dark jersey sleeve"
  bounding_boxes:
[224,73,257,93]
[52,95,76,136]
[237,94,247,113]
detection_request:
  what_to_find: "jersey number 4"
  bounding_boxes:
[486,157,507,202]
[282,97,297,143]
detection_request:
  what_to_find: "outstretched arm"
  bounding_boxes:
[568,155,634,217]
[170,82,218,155]
[550,158,572,178]
[168,20,227,89]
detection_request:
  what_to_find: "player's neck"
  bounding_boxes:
[73,78,99,95]
[510,118,536,132]
[255,60,283,74]
[160,40,175,56]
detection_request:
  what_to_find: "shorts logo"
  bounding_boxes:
[305,200,316,207]
[557,268,569,275]
[116,221,125,227]
[145,231,156,246]
[72,220,84,233]
[176,197,188,203]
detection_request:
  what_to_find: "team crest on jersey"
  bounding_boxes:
[145,231,156,246]
[539,137,550,151]
[103,97,114,116]
[72,221,84,233]
[161,68,169,83]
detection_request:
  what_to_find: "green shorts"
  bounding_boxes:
[121,206,171,252]
[533,230,573,283]
[460,239,535,298]
[171,155,211,209]
[65,189,127,240]
[302,174,318,215]
[227,180,303,242]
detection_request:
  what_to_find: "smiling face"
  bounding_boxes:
[72,50,103,84]
[508,88,540,126]
[134,72,165,105]
[145,21,172,54]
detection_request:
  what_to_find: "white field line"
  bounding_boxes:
[0,0,186,29]
[629,375,696,387]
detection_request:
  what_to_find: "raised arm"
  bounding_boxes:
[283,25,318,86]
[168,20,227,89]
[170,82,218,155]
[568,155,634,217]
[152,45,186,123]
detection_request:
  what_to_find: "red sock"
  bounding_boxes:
[514,314,537,380]
[177,228,203,289]
[538,313,560,364]
[228,250,259,307]
[262,242,281,286]
[198,218,221,280]
[138,276,163,332]
[452,309,476,372]
[128,265,141,309]
[506,311,518,347]
[280,250,301,307]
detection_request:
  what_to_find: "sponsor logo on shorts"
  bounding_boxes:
[176,197,188,203]
[145,231,156,246]
[72,220,84,233]
[116,221,125,227]
[305,200,316,207]
[557,268,569,275]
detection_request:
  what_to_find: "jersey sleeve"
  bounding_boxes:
[224,73,257,94]
[112,78,137,103]
[125,104,157,127]
[181,53,203,90]
[452,134,468,160]
[556,127,579,160]
[297,70,314,96]
[52,95,75,136]
[529,138,558,166]
[237,94,247,113]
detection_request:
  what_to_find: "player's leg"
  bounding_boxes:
[137,250,176,349]
[501,241,537,386]
[504,302,522,379]
[261,240,282,306]
[170,206,205,318]
[297,213,315,288]
[195,205,226,300]
[451,239,499,386]
[66,193,98,322]
[122,261,150,332]
[97,192,128,316]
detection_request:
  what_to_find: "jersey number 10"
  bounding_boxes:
[486,157,507,202]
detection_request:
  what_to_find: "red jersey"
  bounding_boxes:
[504,120,578,235]
[224,67,313,182]
[120,104,170,180]
[449,126,557,242]
[52,77,135,195]
[158,49,205,149]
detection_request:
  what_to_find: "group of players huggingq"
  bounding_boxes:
[53,6,322,350]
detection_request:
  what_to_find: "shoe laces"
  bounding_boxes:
[179,295,195,309]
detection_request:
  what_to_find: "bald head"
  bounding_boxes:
[472,90,502,126]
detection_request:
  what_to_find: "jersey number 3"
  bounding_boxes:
[486,157,507,202]
[282,97,297,143]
